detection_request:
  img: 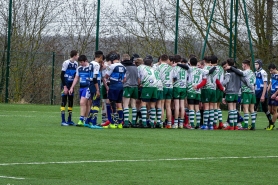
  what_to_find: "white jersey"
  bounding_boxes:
[154,68,163,91]
[173,65,187,88]
[157,63,174,88]
[187,66,204,94]
[89,61,100,81]
[202,65,218,90]
[138,65,157,88]
[152,63,159,70]
[242,69,256,93]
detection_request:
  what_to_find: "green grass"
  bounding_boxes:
[0,103,277,185]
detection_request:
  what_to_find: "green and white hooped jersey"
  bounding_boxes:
[187,66,203,94]
[173,66,187,88]
[158,63,173,88]
[242,69,256,93]
[138,65,157,88]
[154,69,163,91]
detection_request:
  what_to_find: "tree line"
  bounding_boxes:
[0,0,277,104]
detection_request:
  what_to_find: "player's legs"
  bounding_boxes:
[130,98,137,126]
[79,97,87,124]
[272,106,278,124]
[156,95,163,128]
[243,104,250,128]
[207,102,215,129]
[67,95,74,125]
[260,98,272,124]
[188,99,195,129]
[161,99,165,124]
[249,104,256,129]
[194,102,201,128]
[140,101,148,127]
[123,97,131,126]
[140,87,153,127]
[184,98,189,116]
[165,99,172,128]
[173,99,180,128]
[266,98,278,130]
[76,88,88,126]
[179,99,185,128]
[225,102,236,129]
[202,103,209,128]
[86,99,92,118]
[60,94,68,125]
[149,101,157,128]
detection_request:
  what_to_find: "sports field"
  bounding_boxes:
[0,103,277,185]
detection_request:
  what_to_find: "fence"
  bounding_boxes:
[0,51,94,105]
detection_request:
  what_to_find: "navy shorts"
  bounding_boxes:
[108,88,123,103]
[79,87,88,98]
[269,98,278,106]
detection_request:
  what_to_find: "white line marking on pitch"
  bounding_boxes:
[0,156,277,166]
[0,175,25,180]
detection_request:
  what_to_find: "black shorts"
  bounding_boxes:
[188,99,199,105]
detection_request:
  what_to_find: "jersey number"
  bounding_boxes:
[165,71,170,80]
[180,70,186,80]
[193,75,200,83]
[146,68,152,75]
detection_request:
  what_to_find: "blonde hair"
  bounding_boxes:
[135,58,143,66]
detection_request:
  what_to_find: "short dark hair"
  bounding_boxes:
[221,61,227,67]
[189,54,196,59]
[190,57,198,66]
[160,54,169,62]
[210,55,218,64]
[242,59,251,66]
[268,63,276,70]
[78,55,87,62]
[174,55,182,63]
[169,55,175,62]
[144,59,152,66]
[203,55,211,63]
[181,58,188,63]
[109,52,120,62]
[70,50,78,58]
[95,50,103,59]
[226,58,234,66]
[106,53,111,62]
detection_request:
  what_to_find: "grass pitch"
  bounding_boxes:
[0,103,277,185]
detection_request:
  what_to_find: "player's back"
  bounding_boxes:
[173,66,187,88]
[158,63,173,88]
[270,73,278,95]
[123,62,138,87]
[77,65,90,88]
[203,65,217,90]
[223,69,241,94]
[255,69,267,97]
[187,66,203,94]
[242,69,256,93]
[107,63,126,88]
[138,64,157,87]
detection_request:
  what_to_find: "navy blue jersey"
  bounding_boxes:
[76,65,90,88]
[270,73,278,95]
[62,60,78,87]
[106,63,126,88]
[255,69,268,98]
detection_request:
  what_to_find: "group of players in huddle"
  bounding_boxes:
[60,50,278,130]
